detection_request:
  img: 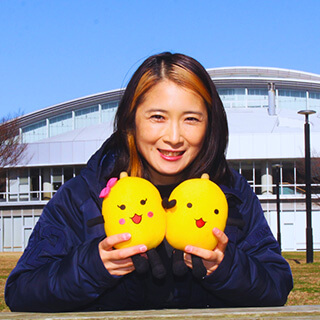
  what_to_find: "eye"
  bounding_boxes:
[140,199,147,205]
[187,203,192,208]
[117,204,126,210]
[186,117,200,122]
[214,209,219,214]
[150,114,165,121]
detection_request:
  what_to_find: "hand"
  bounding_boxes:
[99,233,147,276]
[183,228,228,276]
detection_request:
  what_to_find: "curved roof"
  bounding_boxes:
[208,66,320,90]
[15,66,320,129]
[17,88,124,129]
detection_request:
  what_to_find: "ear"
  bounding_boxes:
[120,172,128,179]
[162,198,177,209]
[201,173,210,179]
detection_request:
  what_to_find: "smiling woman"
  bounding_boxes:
[5,52,293,312]
[113,52,230,185]
[135,80,208,185]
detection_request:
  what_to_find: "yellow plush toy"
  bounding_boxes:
[99,172,167,279]
[164,173,228,278]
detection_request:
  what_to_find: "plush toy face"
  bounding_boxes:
[165,178,228,251]
[101,176,166,250]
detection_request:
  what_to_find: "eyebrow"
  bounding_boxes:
[145,109,205,116]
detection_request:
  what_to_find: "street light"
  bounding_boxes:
[272,164,282,251]
[298,109,316,263]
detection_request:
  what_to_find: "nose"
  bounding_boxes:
[164,121,183,146]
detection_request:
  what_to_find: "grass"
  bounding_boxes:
[0,252,319,312]
[282,251,320,305]
[0,252,22,312]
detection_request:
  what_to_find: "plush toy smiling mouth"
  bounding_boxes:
[131,214,142,224]
[195,218,206,228]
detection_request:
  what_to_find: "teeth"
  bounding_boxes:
[162,151,183,157]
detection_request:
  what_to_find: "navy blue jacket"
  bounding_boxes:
[5,138,293,312]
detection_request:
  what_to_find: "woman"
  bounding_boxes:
[5,52,293,312]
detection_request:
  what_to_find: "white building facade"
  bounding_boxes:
[1,67,320,252]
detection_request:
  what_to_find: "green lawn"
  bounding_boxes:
[1,252,319,312]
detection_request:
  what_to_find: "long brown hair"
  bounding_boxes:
[109,52,232,185]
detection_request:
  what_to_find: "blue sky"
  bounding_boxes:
[1,0,320,119]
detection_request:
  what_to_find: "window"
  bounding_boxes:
[101,101,118,123]
[75,105,99,129]
[0,171,6,201]
[22,121,47,143]
[278,90,307,111]
[247,89,268,108]
[49,112,73,137]
[52,168,62,192]
[19,169,29,201]
[30,168,40,200]
[64,167,74,182]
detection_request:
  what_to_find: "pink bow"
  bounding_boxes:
[99,177,118,198]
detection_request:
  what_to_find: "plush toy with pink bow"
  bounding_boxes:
[99,172,167,279]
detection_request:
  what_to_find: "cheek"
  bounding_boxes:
[148,211,154,218]
[187,129,207,156]
[119,218,125,225]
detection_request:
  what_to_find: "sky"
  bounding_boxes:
[1,0,320,119]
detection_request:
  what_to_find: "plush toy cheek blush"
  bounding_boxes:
[165,176,228,251]
[101,175,166,250]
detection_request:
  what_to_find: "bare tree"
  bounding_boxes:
[0,114,27,173]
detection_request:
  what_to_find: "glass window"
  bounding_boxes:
[8,169,18,201]
[218,88,246,108]
[309,91,320,111]
[248,89,268,96]
[0,171,6,201]
[41,167,51,200]
[49,112,73,137]
[75,105,99,129]
[101,101,118,123]
[22,120,47,143]
[281,161,295,195]
[278,90,307,111]
[64,167,74,182]
[247,88,268,108]
[52,167,62,191]
[19,169,29,201]
[240,161,254,184]
[30,168,40,200]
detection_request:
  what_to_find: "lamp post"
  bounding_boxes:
[298,109,316,263]
[273,164,282,251]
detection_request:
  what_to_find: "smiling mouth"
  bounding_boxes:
[195,218,206,228]
[131,214,142,224]
[159,149,185,159]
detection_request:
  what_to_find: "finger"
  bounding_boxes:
[183,253,193,269]
[185,245,214,261]
[105,260,136,276]
[99,233,131,251]
[105,244,148,261]
[212,228,228,252]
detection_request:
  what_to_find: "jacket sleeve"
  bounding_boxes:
[202,173,293,307]
[5,177,120,312]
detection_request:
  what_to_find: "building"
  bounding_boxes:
[1,66,320,252]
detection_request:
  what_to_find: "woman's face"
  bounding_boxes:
[135,80,208,185]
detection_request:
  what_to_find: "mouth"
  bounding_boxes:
[158,149,185,161]
[131,214,142,224]
[195,218,206,228]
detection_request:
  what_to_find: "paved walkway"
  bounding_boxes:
[1,305,320,319]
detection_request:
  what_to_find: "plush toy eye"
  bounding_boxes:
[118,204,126,210]
[140,199,147,205]
[187,202,192,208]
[214,209,219,214]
